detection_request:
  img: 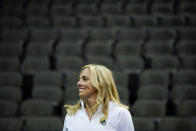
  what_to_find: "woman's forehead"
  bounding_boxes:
[80,68,91,76]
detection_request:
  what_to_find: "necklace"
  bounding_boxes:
[85,102,99,117]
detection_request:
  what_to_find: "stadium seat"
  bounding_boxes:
[176,40,196,57]
[173,70,196,86]
[25,16,51,29]
[25,4,48,17]
[0,44,22,58]
[52,0,73,5]
[181,55,196,69]
[0,58,20,72]
[100,3,123,15]
[0,87,22,103]
[158,117,192,131]
[22,56,50,73]
[79,15,104,28]
[159,14,185,28]
[144,41,173,57]
[176,100,196,117]
[117,85,130,105]
[133,15,158,28]
[0,29,28,44]
[139,70,169,86]
[148,28,175,42]
[0,72,22,88]
[152,0,174,3]
[127,0,149,3]
[52,16,77,28]
[24,117,62,131]
[0,5,23,17]
[0,100,18,117]
[132,117,156,131]
[85,40,112,57]
[0,16,23,29]
[186,14,196,27]
[132,100,166,117]
[29,29,57,43]
[138,85,168,102]
[125,3,148,15]
[0,118,23,131]
[89,28,115,41]
[32,87,62,106]
[150,55,179,73]
[113,71,129,87]
[118,28,146,42]
[75,3,98,15]
[151,3,174,15]
[116,55,144,73]
[64,86,80,101]
[56,56,84,72]
[55,41,82,57]
[104,15,130,28]
[115,40,142,57]
[77,0,100,4]
[21,99,54,116]
[33,71,63,87]
[178,28,196,41]
[25,42,53,57]
[26,0,50,6]
[60,28,87,42]
[171,85,196,105]
[86,56,114,70]
[50,4,72,17]
[100,0,121,4]
[65,71,80,87]
[179,3,196,15]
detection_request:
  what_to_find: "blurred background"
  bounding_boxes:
[0,0,196,131]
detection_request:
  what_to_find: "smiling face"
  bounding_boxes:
[77,68,97,100]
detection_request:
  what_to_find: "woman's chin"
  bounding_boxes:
[79,93,86,99]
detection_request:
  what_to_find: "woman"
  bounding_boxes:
[63,64,134,131]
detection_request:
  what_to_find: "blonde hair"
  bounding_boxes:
[65,64,129,123]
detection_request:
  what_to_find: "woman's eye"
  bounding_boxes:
[83,78,87,81]
[83,76,88,81]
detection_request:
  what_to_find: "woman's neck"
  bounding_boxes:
[85,97,97,108]
[84,97,99,120]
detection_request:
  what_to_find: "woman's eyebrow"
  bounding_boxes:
[79,75,87,79]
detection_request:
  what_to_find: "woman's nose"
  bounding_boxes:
[77,80,81,86]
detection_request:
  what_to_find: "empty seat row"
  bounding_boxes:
[140,70,196,86]
[1,40,196,66]
[0,116,195,131]
[1,98,195,118]
[0,117,63,131]
[1,69,195,88]
[137,84,196,104]
[10,55,193,73]
[132,99,196,117]
[0,51,195,73]
[0,70,195,118]
[133,116,196,131]
[1,1,196,17]
[1,79,195,111]
[0,99,63,117]
[1,15,196,30]
[1,28,195,44]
